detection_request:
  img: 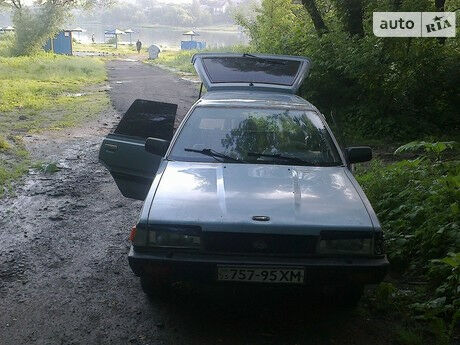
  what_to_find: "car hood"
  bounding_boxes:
[147,161,374,235]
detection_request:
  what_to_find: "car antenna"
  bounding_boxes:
[198,83,203,99]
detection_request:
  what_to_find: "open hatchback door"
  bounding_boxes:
[99,99,177,200]
[192,53,311,94]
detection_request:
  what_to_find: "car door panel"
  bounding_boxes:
[99,99,177,200]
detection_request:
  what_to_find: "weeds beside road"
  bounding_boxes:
[148,45,249,75]
[0,51,108,196]
[73,42,148,56]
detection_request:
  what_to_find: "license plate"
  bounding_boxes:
[217,266,304,284]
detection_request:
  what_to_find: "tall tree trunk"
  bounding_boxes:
[391,0,402,11]
[301,0,329,36]
[435,0,446,44]
[435,0,446,11]
[334,0,364,38]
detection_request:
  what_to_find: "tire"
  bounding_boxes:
[140,275,171,298]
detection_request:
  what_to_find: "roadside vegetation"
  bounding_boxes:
[150,45,249,75]
[150,49,199,74]
[0,34,108,196]
[357,143,459,343]
[73,42,147,55]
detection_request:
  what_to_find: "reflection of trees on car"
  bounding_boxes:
[221,111,330,162]
[203,56,300,79]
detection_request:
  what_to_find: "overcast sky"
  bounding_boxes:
[156,0,192,3]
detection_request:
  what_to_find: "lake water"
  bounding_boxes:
[75,24,247,49]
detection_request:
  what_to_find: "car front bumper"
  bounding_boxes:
[128,246,389,286]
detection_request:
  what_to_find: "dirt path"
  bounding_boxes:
[106,59,199,126]
[0,59,392,345]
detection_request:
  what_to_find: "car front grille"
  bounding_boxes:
[201,232,318,256]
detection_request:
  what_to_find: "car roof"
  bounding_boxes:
[197,91,320,112]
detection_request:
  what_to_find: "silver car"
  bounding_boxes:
[99,53,388,305]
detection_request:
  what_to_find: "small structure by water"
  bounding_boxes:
[44,30,73,55]
[0,26,15,34]
[181,30,206,50]
[104,28,125,49]
[125,29,134,45]
[71,27,85,42]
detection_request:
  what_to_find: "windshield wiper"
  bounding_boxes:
[185,148,244,163]
[247,152,341,166]
[242,53,284,65]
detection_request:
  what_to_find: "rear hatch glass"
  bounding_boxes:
[192,53,310,94]
[202,56,301,86]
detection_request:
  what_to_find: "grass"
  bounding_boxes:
[149,49,196,74]
[0,54,106,112]
[0,39,109,196]
[149,45,251,75]
[0,33,14,57]
[73,42,147,55]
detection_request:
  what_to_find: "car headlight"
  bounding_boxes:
[318,238,373,255]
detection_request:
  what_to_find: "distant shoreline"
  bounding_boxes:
[70,23,241,33]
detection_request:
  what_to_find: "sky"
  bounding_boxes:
[121,0,193,3]
[156,0,192,3]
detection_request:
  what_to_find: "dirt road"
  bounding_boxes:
[0,60,391,345]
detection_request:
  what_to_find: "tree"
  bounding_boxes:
[1,0,111,56]
[11,3,65,55]
[235,0,459,139]
[301,0,328,36]
[434,0,446,11]
[332,0,364,37]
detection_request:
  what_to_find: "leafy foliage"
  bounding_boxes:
[357,157,459,273]
[394,141,457,160]
[0,32,14,57]
[235,0,460,141]
[357,144,459,340]
[11,4,65,56]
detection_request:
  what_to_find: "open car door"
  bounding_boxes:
[99,99,177,200]
[192,53,311,94]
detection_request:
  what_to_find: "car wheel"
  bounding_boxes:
[140,275,171,298]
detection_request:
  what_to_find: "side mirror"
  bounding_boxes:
[346,146,372,164]
[145,137,170,156]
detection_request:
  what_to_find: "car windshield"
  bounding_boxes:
[169,106,343,166]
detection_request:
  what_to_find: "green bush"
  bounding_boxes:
[357,158,459,273]
[11,4,65,56]
[236,0,459,141]
[0,33,14,57]
[356,144,459,334]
